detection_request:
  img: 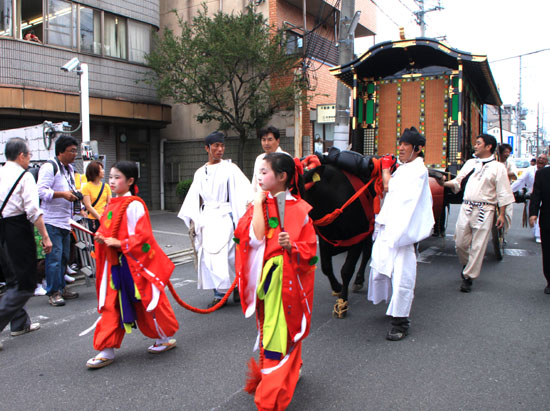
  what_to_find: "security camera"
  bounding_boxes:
[61,57,81,72]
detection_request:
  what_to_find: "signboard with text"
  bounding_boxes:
[317,104,336,123]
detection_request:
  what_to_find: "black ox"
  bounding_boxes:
[302,149,378,318]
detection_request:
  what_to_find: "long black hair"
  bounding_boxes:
[263,152,305,198]
[112,161,139,195]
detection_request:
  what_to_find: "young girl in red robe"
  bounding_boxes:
[234,153,317,410]
[86,161,179,369]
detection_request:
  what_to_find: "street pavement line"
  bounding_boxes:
[153,229,188,236]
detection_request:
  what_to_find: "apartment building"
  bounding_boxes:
[158,0,376,209]
[0,0,169,207]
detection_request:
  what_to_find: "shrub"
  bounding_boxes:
[176,178,193,199]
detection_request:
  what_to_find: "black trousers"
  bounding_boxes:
[0,215,37,332]
[540,224,550,286]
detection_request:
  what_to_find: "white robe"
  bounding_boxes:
[368,157,434,317]
[178,160,251,290]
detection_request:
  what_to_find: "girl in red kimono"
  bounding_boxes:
[86,161,178,369]
[234,153,317,410]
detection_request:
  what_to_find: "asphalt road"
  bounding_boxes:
[1,204,549,410]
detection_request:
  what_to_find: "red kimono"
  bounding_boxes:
[92,195,178,350]
[234,192,317,411]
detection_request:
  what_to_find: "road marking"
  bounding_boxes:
[153,229,188,236]
[171,279,197,289]
[418,246,534,263]
[417,246,455,263]
[503,248,536,256]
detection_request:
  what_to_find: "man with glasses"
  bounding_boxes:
[38,135,81,306]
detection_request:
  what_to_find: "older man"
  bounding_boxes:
[0,138,52,350]
[440,134,515,292]
[368,127,434,341]
[512,154,548,243]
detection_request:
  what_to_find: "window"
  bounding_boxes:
[0,0,12,36]
[128,19,150,64]
[104,12,126,59]
[2,0,151,63]
[21,0,44,43]
[79,5,100,54]
[286,31,303,55]
[45,0,76,48]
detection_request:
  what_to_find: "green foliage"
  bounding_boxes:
[176,178,193,199]
[146,4,303,166]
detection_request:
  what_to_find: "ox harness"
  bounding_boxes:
[304,155,383,248]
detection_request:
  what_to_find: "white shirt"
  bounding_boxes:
[0,161,43,223]
[449,156,515,207]
[511,165,537,193]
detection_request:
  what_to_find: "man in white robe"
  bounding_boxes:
[178,131,252,307]
[368,127,434,341]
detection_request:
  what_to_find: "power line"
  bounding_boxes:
[369,0,400,27]
[490,48,550,63]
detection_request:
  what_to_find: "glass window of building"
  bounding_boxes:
[104,12,126,59]
[20,0,44,43]
[79,5,100,54]
[0,0,12,36]
[45,0,76,48]
[285,31,302,55]
[128,19,150,64]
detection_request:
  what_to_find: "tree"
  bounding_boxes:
[147,5,303,167]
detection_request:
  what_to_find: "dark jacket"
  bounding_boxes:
[529,167,550,228]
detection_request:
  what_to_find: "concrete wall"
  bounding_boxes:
[162,133,311,211]
[80,0,160,27]
[0,39,159,103]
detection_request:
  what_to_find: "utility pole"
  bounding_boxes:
[491,49,550,158]
[516,56,523,157]
[536,103,540,155]
[413,0,443,37]
[333,0,356,150]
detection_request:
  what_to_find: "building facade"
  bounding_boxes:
[0,0,169,207]
[159,0,376,210]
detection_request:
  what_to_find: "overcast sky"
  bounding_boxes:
[355,0,550,136]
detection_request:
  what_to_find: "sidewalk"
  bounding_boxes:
[149,210,193,265]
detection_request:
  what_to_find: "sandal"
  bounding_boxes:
[148,338,177,354]
[86,356,114,369]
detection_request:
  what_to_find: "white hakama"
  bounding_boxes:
[178,160,251,290]
[368,157,434,318]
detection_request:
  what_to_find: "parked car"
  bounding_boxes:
[514,158,532,177]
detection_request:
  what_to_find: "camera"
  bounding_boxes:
[72,190,84,214]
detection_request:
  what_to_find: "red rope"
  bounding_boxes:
[167,277,237,314]
[109,196,234,314]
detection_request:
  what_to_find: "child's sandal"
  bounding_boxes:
[147,338,177,354]
[86,356,114,369]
